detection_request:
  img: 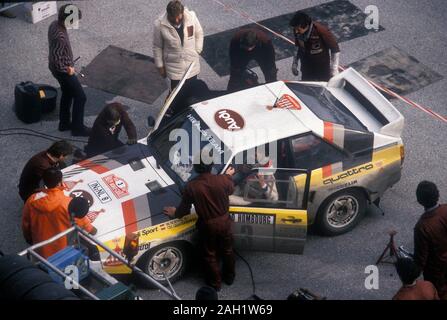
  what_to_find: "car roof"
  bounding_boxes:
[191,81,320,155]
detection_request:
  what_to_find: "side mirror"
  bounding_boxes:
[147,116,155,128]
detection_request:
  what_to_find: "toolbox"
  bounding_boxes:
[45,246,90,284]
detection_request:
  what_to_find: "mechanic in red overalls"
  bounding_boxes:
[289,12,340,81]
[164,159,236,291]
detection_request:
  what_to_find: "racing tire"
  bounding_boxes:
[315,189,367,236]
[136,242,189,288]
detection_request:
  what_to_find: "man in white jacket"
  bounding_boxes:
[153,1,204,90]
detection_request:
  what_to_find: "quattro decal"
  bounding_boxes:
[323,163,374,185]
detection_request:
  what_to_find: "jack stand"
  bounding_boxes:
[376,230,399,265]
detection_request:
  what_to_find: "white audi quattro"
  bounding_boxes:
[61,67,404,284]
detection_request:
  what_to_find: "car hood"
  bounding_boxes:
[62,141,182,243]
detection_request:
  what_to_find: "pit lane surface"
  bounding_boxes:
[0,0,446,300]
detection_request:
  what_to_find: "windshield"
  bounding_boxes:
[148,108,231,186]
[286,82,367,131]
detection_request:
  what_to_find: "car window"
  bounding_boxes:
[229,144,305,209]
[149,109,231,186]
[290,134,344,170]
[285,82,367,131]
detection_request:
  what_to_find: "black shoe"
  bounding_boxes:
[223,275,235,286]
[58,122,71,132]
[72,126,91,137]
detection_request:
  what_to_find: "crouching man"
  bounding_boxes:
[85,102,137,157]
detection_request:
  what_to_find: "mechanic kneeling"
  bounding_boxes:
[164,158,236,291]
[84,102,137,158]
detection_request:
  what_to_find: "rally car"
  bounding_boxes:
[61,67,404,284]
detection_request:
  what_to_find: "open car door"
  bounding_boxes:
[229,168,311,254]
[148,61,195,136]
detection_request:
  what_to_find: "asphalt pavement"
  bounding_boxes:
[0,0,446,300]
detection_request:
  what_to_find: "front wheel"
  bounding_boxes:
[315,189,367,236]
[136,242,188,288]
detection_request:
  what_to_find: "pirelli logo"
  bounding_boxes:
[230,213,275,225]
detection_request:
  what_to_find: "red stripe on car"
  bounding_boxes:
[122,199,138,234]
[77,159,110,174]
[323,121,334,143]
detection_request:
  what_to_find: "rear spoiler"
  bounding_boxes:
[328,68,404,137]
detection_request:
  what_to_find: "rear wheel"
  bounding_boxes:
[136,242,188,287]
[316,189,367,236]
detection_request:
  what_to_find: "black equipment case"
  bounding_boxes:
[14,82,57,124]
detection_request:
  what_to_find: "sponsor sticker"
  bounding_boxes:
[104,238,125,267]
[276,94,301,110]
[141,226,159,237]
[86,209,105,223]
[102,174,129,199]
[62,179,83,191]
[88,181,112,203]
[230,213,275,225]
[214,109,245,131]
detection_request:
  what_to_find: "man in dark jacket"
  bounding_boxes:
[85,102,137,157]
[48,4,90,136]
[289,12,340,81]
[18,140,73,202]
[228,28,277,92]
[164,160,236,291]
[413,181,447,300]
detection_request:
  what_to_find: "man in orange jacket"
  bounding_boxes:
[22,168,73,258]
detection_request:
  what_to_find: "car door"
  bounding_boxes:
[229,168,311,254]
[149,62,195,134]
